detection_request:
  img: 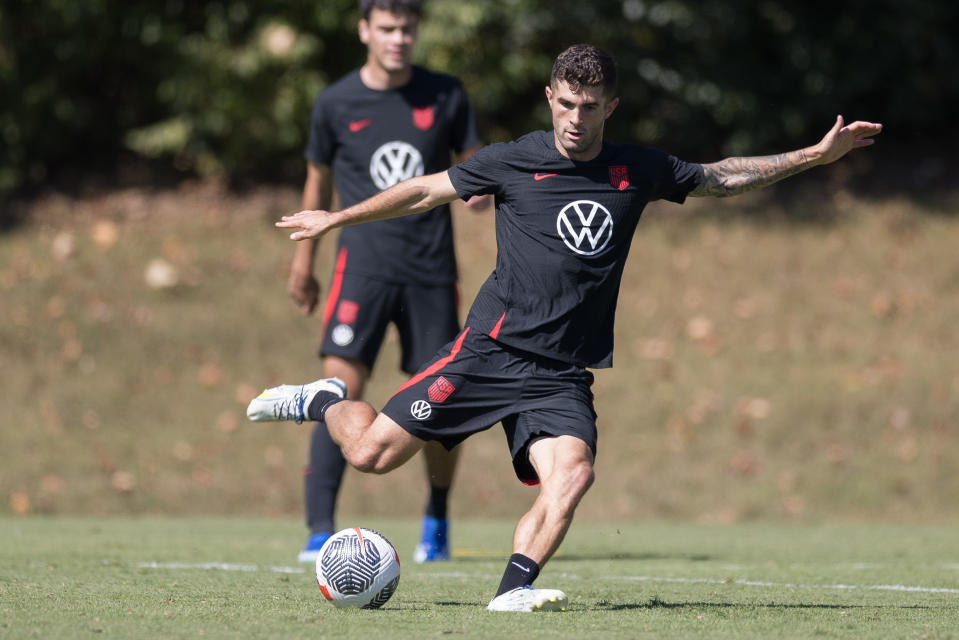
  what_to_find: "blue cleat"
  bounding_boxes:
[413,515,450,563]
[297,532,331,564]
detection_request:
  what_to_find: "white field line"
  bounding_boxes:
[138,561,305,574]
[136,562,959,594]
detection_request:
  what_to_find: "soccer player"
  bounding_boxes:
[251,44,881,610]
[287,0,484,563]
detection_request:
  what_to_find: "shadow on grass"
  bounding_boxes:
[448,552,716,563]
[551,552,715,563]
[589,597,948,611]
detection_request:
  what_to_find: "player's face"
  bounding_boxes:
[545,81,619,161]
[359,9,418,74]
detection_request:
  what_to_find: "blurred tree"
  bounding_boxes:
[1,0,955,198]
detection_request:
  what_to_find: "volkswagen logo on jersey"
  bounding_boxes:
[410,400,432,420]
[370,141,424,190]
[556,200,614,256]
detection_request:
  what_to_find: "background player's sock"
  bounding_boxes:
[304,423,347,534]
[425,485,449,520]
[495,553,541,596]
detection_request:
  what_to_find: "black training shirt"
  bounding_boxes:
[448,130,703,368]
[306,66,480,284]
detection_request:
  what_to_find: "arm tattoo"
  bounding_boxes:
[690,149,810,197]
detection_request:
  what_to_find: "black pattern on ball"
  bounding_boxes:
[320,534,381,595]
[364,575,400,609]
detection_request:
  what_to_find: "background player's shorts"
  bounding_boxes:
[320,272,459,373]
[382,328,597,484]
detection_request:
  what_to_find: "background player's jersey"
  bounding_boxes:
[448,130,703,368]
[306,66,480,285]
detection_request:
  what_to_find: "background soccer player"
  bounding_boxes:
[252,44,881,609]
[287,0,485,563]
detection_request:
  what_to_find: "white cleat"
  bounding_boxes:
[487,586,568,612]
[246,378,346,423]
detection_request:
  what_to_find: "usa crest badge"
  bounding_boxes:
[609,165,629,191]
[412,106,434,131]
[336,300,359,324]
[427,376,456,403]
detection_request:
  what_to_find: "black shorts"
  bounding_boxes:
[320,271,460,374]
[381,328,597,484]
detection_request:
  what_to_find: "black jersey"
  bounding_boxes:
[448,130,703,368]
[306,66,480,285]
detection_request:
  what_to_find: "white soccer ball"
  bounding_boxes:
[315,527,401,609]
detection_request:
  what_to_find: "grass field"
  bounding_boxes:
[3,516,958,639]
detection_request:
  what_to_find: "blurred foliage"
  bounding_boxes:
[1,0,956,196]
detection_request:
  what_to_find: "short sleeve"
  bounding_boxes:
[654,153,703,204]
[447,143,507,200]
[304,93,337,166]
[447,82,481,155]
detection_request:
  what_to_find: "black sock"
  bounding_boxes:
[306,392,344,422]
[495,553,540,596]
[425,486,449,520]
[304,422,346,534]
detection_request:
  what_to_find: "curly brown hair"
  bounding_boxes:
[550,44,617,96]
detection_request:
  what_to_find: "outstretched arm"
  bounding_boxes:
[689,115,882,198]
[276,170,460,241]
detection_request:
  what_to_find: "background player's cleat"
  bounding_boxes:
[413,515,449,563]
[297,531,332,563]
[246,378,346,423]
[487,586,568,612]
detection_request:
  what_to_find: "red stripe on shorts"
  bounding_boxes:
[322,247,348,329]
[394,327,471,394]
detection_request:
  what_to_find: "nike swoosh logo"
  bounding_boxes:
[349,118,371,132]
[534,173,558,181]
[510,561,532,572]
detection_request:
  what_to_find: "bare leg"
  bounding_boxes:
[511,436,595,566]
[319,355,426,473]
[323,402,426,475]
[323,355,368,400]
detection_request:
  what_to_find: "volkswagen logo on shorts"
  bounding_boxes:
[410,400,432,420]
[556,200,613,256]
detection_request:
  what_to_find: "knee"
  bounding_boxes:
[545,460,594,513]
[346,447,387,474]
[567,459,595,498]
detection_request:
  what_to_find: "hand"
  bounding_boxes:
[810,115,882,166]
[287,270,319,315]
[276,209,338,241]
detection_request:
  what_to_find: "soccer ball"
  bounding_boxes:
[315,527,401,609]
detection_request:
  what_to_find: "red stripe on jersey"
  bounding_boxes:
[488,311,506,339]
[395,327,471,395]
[322,247,349,329]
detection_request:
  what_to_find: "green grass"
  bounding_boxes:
[2,516,958,639]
